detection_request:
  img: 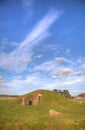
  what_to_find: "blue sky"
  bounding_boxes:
[0,0,85,95]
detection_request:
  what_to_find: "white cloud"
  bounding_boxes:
[33,60,60,74]
[51,68,73,79]
[0,76,4,84]
[33,54,73,76]
[1,38,8,45]
[62,28,72,34]
[19,10,62,50]
[77,58,82,63]
[0,38,19,52]
[22,0,34,10]
[60,68,73,76]
[16,75,22,80]
[74,71,85,76]
[51,75,58,79]
[0,9,62,73]
[55,57,69,63]
[0,73,85,96]
[22,0,36,23]
[33,59,73,77]
[61,78,82,85]
[10,42,19,47]
[34,54,43,59]
[0,73,52,95]
[65,49,70,55]
[0,38,8,51]
[82,64,85,69]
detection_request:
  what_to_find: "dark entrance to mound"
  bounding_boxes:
[29,100,32,105]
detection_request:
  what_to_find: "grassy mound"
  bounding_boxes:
[18,89,70,105]
[0,89,85,130]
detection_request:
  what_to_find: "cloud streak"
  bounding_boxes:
[19,10,61,50]
[22,0,36,23]
[33,59,73,77]
[0,76,4,84]
[0,73,84,96]
[0,9,62,72]
[60,68,73,76]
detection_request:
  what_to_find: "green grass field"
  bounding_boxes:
[0,90,85,130]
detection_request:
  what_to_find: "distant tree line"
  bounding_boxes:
[53,89,71,98]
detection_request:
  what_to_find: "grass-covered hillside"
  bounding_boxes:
[0,89,85,130]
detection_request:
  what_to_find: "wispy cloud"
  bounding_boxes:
[19,10,62,50]
[65,49,70,55]
[63,28,73,34]
[74,71,85,76]
[54,57,71,63]
[60,68,73,76]
[51,75,58,79]
[0,38,19,52]
[82,64,85,69]
[33,58,73,76]
[60,27,73,35]
[34,54,43,59]
[0,73,85,96]
[22,0,36,23]
[0,76,4,84]
[0,9,62,72]
[0,73,51,95]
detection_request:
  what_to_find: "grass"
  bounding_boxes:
[0,89,85,130]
